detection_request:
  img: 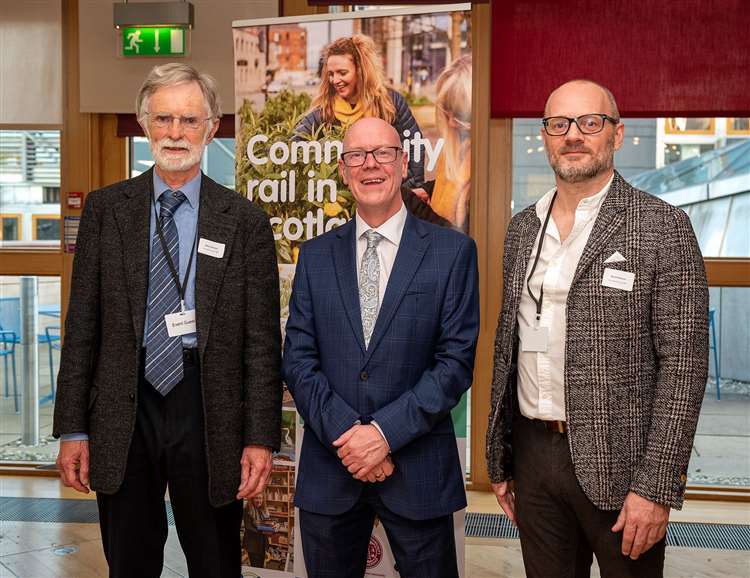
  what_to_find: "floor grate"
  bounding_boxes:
[0,498,747,550]
[0,497,175,525]
[464,512,750,550]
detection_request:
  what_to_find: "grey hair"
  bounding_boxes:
[135,63,222,125]
[545,79,621,121]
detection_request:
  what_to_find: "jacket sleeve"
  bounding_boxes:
[486,217,522,482]
[390,90,425,190]
[52,192,102,437]
[243,212,283,450]
[630,207,709,509]
[370,235,480,452]
[281,244,361,451]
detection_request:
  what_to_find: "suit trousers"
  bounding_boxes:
[299,484,459,578]
[96,352,243,578]
[512,414,666,578]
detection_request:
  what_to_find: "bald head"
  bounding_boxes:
[544,80,620,120]
[343,117,401,150]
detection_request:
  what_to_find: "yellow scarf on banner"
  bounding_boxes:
[333,96,366,127]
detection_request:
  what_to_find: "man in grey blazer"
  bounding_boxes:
[53,63,281,577]
[486,80,708,577]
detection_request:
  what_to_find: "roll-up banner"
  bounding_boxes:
[233,5,472,576]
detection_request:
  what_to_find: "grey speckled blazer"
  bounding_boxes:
[53,168,282,507]
[486,171,709,510]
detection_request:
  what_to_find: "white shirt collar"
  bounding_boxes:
[535,173,614,219]
[355,202,407,247]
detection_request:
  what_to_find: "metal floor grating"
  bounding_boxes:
[464,512,750,550]
[1,498,748,551]
[0,497,175,525]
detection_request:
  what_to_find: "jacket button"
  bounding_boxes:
[360,371,369,381]
[128,393,135,401]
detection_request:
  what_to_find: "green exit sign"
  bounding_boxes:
[122,27,185,57]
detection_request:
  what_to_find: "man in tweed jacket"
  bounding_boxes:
[486,80,708,577]
[53,64,281,577]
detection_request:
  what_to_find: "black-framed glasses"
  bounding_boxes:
[341,146,402,167]
[542,114,619,136]
[146,113,211,132]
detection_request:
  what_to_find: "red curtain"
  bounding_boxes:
[491,0,750,117]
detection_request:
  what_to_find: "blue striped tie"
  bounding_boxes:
[144,190,186,396]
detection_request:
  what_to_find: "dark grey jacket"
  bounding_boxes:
[294,89,425,189]
[53,168,282,507]
[486,171,709,510]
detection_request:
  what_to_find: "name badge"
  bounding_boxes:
[520,324,549,352]
[601,267,635,292]
[198,238,225,259]
[165,309,196,337]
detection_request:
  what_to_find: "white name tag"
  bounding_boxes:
[198,238,225,259]
[520,324,549,352]
[601,268,635,292]
[165,309,196,337]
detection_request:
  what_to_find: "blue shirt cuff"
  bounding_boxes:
[60,433,89,442]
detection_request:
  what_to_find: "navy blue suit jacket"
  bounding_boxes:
[282,211,479,521]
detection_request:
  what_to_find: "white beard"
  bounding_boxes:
[150,136,206,173]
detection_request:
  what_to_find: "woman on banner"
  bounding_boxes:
[294,34,426,189]
[427,55,472,231]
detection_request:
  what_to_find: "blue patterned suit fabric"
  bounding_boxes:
[282,213,480,521]
[359,230,383,347]
[144,190,186,396]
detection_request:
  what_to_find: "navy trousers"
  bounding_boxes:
[299,485,459,578]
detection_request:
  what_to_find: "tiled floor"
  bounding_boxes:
[0,478,748,578]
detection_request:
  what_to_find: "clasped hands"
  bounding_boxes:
[333,424,393,483]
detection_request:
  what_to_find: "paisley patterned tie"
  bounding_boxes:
[359,230,384,348]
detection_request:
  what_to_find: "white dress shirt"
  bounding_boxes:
[517,175,612,421]
[355,202,408,317]
[353,201,407,449]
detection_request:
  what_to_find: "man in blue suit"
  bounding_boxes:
[282,117,480,578]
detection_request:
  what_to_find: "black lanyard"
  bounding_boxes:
[526,191,557,324]
[152,192,198,311]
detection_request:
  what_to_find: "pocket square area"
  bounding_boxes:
[604,251,626,264]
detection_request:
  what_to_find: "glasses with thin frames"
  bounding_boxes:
[542,114,619,136]
[147,113,211,132]
[341,146,402,167]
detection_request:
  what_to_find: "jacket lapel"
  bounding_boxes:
[195,176,238,355]
[509,208,541,325]
[332,220,366,354]
[570,171,629,289]
[113,169,153,345]
[364,213,429,362]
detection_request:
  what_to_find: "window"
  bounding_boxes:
[0,130,61,248]
[727,117,750,135]
[664,117,715,135]
[0,275,62,463]
[0,215,22,241]
[32,215,61,241]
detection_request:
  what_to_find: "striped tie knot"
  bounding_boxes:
[159,190,186,219]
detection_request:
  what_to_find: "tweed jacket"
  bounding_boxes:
[486,171,708,510]
[53,168,282,507]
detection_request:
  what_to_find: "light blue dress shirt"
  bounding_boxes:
[61,170,201,442]
[144,170,201,348]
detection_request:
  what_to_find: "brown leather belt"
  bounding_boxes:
[539,419,567,434]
